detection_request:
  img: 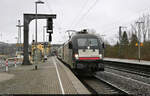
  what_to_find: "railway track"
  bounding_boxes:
[103,60,150,75]
[106,66,150,78]
[78,75,129,94]
[59,58,150,94]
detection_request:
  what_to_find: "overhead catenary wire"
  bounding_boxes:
[44,0,53,13]
[72,0,99,28]
[99,7,150,33]
[44,0,64,33]
[42,0,150,45]
[44,0,99,42]
[69,0,90,29]
[42,0,62,34]
[96,8,150,43]
[44,0,66,44]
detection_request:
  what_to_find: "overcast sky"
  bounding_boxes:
[0,0,150,44]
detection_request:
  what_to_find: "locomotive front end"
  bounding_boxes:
[71,34,104,73]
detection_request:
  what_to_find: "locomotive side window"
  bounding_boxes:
[77,38,98,47]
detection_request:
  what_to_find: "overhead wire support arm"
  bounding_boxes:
[73,0,99,28]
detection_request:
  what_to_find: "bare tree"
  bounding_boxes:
[130,23,138,36]
[127,30,132,42]
[130,14,150,42]
[140,14,147,42]
[146,14,150,41]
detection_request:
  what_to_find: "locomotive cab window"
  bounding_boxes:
[77,38,87,47]
[77,38,98,47]
[88,39,98,46]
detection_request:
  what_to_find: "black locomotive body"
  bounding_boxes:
[57,30,104,75]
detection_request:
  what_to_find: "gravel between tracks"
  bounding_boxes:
[96,71,150,94]
[106,68,150,85]
[81,77,120,94]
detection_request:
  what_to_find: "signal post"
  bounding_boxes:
[22,14,56,65]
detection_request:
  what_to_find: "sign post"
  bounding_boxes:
[5,59,8,72]
[14,58,17,67]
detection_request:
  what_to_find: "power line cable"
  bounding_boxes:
[69,0,90,29]
[72,0,99,28]
[44,0,63,33]
[96,8,150,41]
[43,0,66,43]
[44,0,53,13]
[100,7,150,31]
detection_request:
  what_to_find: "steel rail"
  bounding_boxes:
[79,75,129,94]
[94,74,130,94]
[106,66,150,78]
[103,60,150,75]
[79,78,98,94]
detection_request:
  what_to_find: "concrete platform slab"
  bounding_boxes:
[0,56,90,94]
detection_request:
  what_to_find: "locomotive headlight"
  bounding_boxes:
[74,54,79,59]
[99,54,103,59]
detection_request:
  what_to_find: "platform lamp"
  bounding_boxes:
[35,0,44,70]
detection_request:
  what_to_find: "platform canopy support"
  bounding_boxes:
[22,14,56,65]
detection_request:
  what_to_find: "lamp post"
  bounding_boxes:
[0,32,2,41]
[35,0,44,70]
[43,26,47,42]
[35,0,44,43]
[43,26,47,61]
[46,35,49,42]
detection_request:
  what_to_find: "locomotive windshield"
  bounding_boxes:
[77,38,98,47]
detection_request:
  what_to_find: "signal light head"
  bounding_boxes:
[47,18,53,33]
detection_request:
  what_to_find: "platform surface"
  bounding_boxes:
[104,57,150,66]
[0,56,90,94]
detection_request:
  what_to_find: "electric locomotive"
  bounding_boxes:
[58,29,104,75]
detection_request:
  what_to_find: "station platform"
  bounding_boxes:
[0,56,90,94]
[104,57,150,66]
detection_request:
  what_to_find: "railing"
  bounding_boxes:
[0,57,22,72]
